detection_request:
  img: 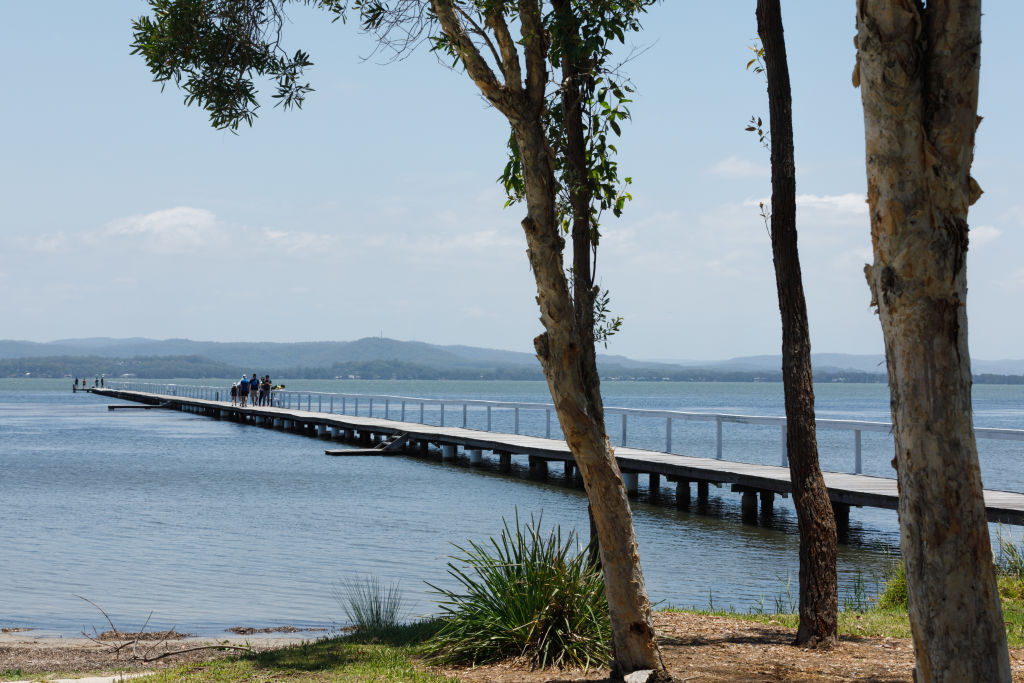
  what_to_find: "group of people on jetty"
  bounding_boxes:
[72,377,102,392]
[230,374,279,407]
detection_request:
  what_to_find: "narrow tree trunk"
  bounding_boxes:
[550,8,658,671]
[426,1,664,675]
[515,117,663,676]
[855,1,1009,679]
[756,0,838,648]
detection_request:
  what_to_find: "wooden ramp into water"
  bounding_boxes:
[92,388,1024,527]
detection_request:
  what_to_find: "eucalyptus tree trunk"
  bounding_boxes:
[756,0,838,648]
[428,1,663,676]
[855,1,1009,679]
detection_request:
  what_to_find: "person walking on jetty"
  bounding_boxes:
[230,383,238,406]
[238,375,250,407]
[258,375,269,406]
[249,373,259,407]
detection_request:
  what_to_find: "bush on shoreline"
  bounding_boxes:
[425,512,610,669]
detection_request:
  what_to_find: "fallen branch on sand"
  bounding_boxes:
[75,595,253,662]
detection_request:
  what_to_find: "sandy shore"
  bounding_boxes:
[0,629,317,681]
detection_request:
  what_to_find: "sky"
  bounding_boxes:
[2,2,1022,362]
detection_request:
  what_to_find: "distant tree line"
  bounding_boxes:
[5,354,1024,384]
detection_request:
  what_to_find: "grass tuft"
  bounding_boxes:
[332,575,408,639]
[425,510,610,670]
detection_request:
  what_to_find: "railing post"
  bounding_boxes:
[318,395,322,412]
[545,409,551,438]
[401,400,406,421]
[780,425,788,467]
[462,404,467,428]
[440,401,445,427]
[854,429,862,474]
[666,417,672,453]
[385,399,390,419]
[487,405,492,431]
[307,394,312,411]
[716,417,723,460]
[621,413,628,447]
[514,407,519,434]
[342,396,347,414]
[420,402,424,423]
[330,396,334,413]
[355,398,359,416]
[369,398,374,417]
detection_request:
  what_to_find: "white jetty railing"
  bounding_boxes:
[106,381,1024,476]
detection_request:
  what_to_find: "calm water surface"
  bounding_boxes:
[3,378,1022,636]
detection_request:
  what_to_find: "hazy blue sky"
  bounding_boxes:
[2,2,1021,361]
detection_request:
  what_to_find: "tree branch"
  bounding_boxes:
[483,6,523,94]
[429,0,510,113]
[517,0,547,109]
[454,5,505,77]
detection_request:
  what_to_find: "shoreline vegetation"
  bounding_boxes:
[4,354,1024,384]
[3,605,1024,682]
[3,337,1023,384]
[7,535,1024,681]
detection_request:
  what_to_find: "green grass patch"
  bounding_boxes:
[135,621,452,682]
[665,538,1024,647]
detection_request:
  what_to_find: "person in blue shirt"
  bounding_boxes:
[238,376,250,407]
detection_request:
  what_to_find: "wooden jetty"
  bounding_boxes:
[91,387,1024,527]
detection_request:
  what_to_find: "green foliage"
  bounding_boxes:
[593,287,623,348]
[876,557,908,611]
[333,575,408,639]
[998,528,1024,580]
[426,512,610,669]
[131,0,314,130]
[744,41,770,151]
[840,569,873,613]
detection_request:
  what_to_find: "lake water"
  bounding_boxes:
[3,378,1023,636]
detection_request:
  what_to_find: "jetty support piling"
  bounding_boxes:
[675,479,691,507]
[622,471,639,496]
[528,455,548,479]
[496,450,512,473]
[697,481,710,504]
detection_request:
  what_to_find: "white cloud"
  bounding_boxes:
[970,224,1001,248]
[102,207,223,253]
[12,232,70,252]
[709,156,769,178]
[260,228,336,253]
[795,193,868,215]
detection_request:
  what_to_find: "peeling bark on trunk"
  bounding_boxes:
[756,0,838,648]
[429,0,663,676]
[855,1,1010,679]
[517,115,663,680]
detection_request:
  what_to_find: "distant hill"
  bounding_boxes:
[2,337,1022,382]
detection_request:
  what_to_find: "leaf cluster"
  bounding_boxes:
[131,0,316,130]
[500,1,650,244]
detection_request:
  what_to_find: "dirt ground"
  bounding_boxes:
[4,613,1024,682]
[432,612,1024,683]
